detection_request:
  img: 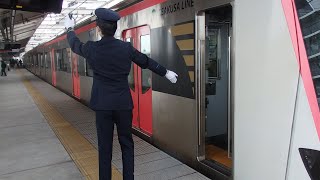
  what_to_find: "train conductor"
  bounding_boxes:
[64,8,178,180]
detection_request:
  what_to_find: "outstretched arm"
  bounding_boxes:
[129,43,178,83]
[67,31,92,59]
[64,15,92,60]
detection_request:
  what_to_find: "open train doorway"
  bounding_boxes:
[197,4,233,174]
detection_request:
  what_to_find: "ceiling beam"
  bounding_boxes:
[14,28,36,36]
[0,21,7,42]
[10,10,16,42]
[14,23,38,31]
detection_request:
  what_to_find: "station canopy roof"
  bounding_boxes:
[25,0,139,52]
[0,9,44,58]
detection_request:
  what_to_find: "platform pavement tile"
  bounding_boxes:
[0,161,84,180]
[173,173,211,180]
[0,138,71,175]
[134,164,195,180]
[0,123,56,149]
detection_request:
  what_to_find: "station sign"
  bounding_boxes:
[0,0,63,13]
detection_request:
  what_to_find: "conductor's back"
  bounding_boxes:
[65,8,178,180]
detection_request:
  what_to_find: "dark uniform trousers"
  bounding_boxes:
[96,110,134,180]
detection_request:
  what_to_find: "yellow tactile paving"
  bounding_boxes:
[18,70,122,180]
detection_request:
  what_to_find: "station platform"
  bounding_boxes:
[0,69,210,180]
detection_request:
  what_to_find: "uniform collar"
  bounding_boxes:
[101,36,115,41]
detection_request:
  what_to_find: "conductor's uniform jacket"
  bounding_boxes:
[67,31,167,110]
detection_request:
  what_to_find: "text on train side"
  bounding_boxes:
[161,0,194,15]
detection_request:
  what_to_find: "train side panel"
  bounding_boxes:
[117,0,199,164]
[233,0,299,179]
[286,79,320,180]
[283,0,320,179]
[56,71,72,95]
[80,76,93,105]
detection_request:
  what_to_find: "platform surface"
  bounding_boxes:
[0,69,210,180]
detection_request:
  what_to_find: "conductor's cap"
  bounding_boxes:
[95,8,120,22]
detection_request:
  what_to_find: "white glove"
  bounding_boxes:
[165,70,178,83]
[64,15,75,30]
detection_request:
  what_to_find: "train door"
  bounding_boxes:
[71,50,80,99]
[44,52,47,79]
[35,54,38,75]
[39,53,43,76]
[123,29,139,129]
[123,26,153,135]
[197,5,233,173]
[33,54,37,74]
[37,54,41,76]
[50,49,57,86]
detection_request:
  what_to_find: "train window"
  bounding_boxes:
[47,53,51,69]
[40,55,42,66]
[86,62,94,77]
[63,49,71,73]
[294,0,320,101]
[37,54,40,67]
[40,54,43,67]
[84,29,96,77]
[39,54,42,67]
[34,55,38,66]
[44,53,48,68]
[39,54,41,67]
[78,56,86,76]
[44,54,46,68]
[35,55,38,66]
[140,34,152,94]
[55,49,71,73]
[55,50,62,71]
[76,29,94,77]
[89,29,96,41]
[206,26,219,79]
[96,28,102,41]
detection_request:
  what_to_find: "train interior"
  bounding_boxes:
[202,5,233,170]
